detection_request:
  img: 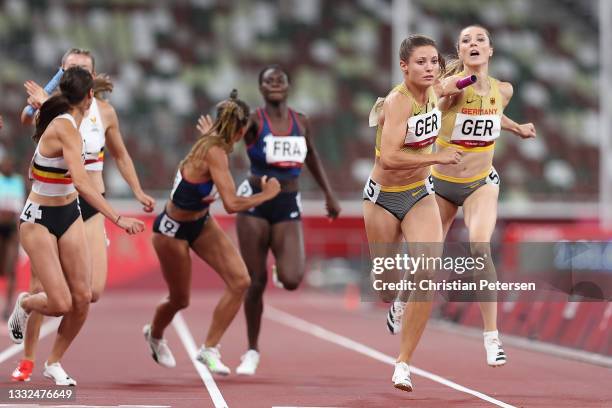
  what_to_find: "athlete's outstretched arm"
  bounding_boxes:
[100,100,155,211]
[301,114,341,219]
[207,145,280,213]
[435,74,465,112]
[57,120,144,234]
[379,92,462,170]
[498,83,536,139]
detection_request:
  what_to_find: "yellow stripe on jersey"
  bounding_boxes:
[380,179,426,192]
[431,167,490,184]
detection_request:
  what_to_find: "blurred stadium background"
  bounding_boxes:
[0,0,609,359]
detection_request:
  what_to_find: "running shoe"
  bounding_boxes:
[271,264,285,289]
[484,330,507,367]
[196,345,231,376]
[43,361,76,386]
[386,301,406,335]
[11,359,34,382]
[8,293,30,344]
[236,349,260,375]
[143,324,176,368]
[392,361,413,392]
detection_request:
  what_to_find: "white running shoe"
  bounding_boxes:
[8,293,30,344]
[271,265,285,289]
[236,349,260,375]
[143,324,176,368]
[484,330,507,367]
[386,301,406,335]
[43,361,76,386]
[392,361,412,392]
[196,346,231,376]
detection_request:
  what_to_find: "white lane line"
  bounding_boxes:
[0,318,60,364]
[265,306,516,408]
[172,312,228,408]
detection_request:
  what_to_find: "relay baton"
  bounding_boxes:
[25,68,64,117]
[455,74,477,90]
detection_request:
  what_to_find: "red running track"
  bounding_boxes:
[0,290,610,407]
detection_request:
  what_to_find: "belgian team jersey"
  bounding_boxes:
[246,108,307,180]
[437,74,503,152]
[29,113,85,197]
[373,83,440,157]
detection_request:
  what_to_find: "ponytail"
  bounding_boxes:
[442,58,463,79]
[93,73,113,98]
[33,95,70,143]
[182,89,250,167]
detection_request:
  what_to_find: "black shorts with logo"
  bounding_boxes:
[236,179,302,224]
[152,209,210,245]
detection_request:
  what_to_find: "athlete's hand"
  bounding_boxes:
[135,190,156,213]
[516,123,536,139]
[260,176,281,199]
[197,114,213,136]
[435,76,465,98]
[325,194,341,220]
[201,192,219,205]
[24,80,49,109]
[116,216,145,235]
[436,147,463,165]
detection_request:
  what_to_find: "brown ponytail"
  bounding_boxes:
[33,95,71,143]
[93,73,113,97]
[181,89,250,166]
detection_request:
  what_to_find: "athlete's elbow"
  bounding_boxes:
[223,200,240,214]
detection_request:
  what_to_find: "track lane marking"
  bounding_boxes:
[265,306,516,408]
[172,312,228,408]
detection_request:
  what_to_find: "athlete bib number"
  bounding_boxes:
[485,168,501,186]
[404,109,441,148]
[451,113,501,147]
[363,178,381,203]
[20,200,42,223]
[264,135,307,167]
[159,214,179,238]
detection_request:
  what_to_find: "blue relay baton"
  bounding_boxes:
[25,68,64,117]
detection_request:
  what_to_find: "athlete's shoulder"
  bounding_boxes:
[96,97,119,126]
[95,97,114,113]
[384,87,413,109]
[497,80,513,100]
[292,108,309,123]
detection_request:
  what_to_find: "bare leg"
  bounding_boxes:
[149,233,191,339]
[397,195,443,363]
[463,185,499,332]
[269,221,305,291]
[85,214,108,303]
[236,214,271,351]
[192,217,250,347]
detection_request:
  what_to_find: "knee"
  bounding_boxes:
[470,242,491,258]
[47,296,73,316]
[278,266,304,291]
[72,289,92,310]
[280,276,302,291]
[230,274,251,295]
[90,290,102,304]
[169,295,190,311]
